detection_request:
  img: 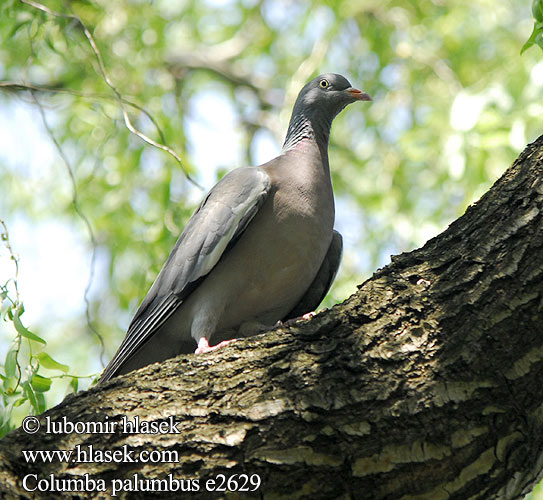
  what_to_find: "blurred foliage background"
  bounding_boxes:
[0,0,542,490]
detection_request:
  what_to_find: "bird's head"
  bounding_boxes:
[283,73,371,151]
[297,73,372,120]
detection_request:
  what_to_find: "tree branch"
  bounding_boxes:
[0,136,542,499]
[15,0,202,189]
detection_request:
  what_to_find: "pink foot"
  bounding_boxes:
[195,337,237,354]
[301,311,316,320]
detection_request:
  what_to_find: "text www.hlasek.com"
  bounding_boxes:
[22,447,262,495]
[23,444,176,464]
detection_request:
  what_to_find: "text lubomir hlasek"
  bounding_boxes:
[44,415,180,434]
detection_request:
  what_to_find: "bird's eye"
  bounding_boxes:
[319,79,329,89]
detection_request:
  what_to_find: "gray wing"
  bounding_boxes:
[282,230,343,321]
[100,167,271,382]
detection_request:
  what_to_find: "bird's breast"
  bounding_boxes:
[215,170,334,325]
[182,151,336,341]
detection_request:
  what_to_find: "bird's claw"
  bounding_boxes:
[301,311,316,320]
[195,337,237,354]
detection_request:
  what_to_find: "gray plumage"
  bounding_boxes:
[283,230,343,321]
[100,73,370,383]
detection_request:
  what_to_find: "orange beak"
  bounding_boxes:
[347,88,372,101]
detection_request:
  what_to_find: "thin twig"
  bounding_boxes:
[0,81,169,144]
[0,220,20,304]
[22,18,106,366]
[19,0,202,189]
[0,219,23,387]
[30,90,106,365]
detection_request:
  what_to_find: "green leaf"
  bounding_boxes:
[36,391,46,413]
[7,19,31,39]
[4,349,17,379]
[22,381,38,411]
[13,307,46,345]
[31,374,52,393]
[521,25,538,54]
[36,352,69,373]
[522,20,543,54]
[13,396,26,407]
[69,377,79,393]
[0,400,16,438]
[5,387,22,397]
[533,0,543,22]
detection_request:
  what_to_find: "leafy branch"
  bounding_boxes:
[0,81,169,145]
[15,0,202,189]
[522,0,543,54]
[0,220,93,438]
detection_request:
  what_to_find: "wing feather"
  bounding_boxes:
[100,167,271,382]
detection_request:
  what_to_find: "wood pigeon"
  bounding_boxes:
[99,73,371,383]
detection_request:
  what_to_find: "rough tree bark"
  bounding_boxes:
[1,135,543,500]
